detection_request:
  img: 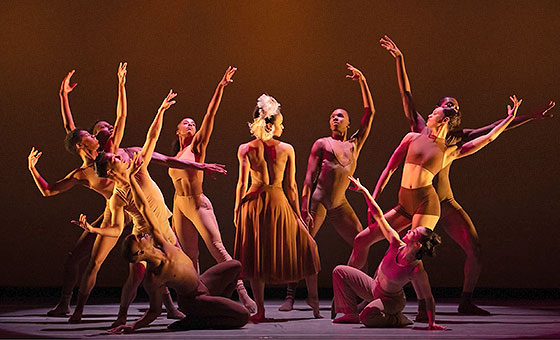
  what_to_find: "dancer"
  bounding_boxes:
[333,176,444,330]
[69,90,186,324]
[234,94,322,322]
[168,66,256,312]
[107,153,249,333]
[280,63,375,311]
[379,35,555,316]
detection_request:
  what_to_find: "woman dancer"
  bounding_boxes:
[349,94,521,269]
[168,66,256,312]
[380,35,555,316]
[333,176,444,330]
[234,94,322,322]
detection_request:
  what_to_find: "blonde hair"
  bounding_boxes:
[248,94,281,140]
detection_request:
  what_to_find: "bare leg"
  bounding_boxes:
[48,230,96,316]
[111,262,145,327]
[248,279,266,322]
[348,209,411,269]
[304,274,323,318]
[68,234,119,323]
[439,199,488,315]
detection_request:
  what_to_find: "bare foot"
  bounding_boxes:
[166,308,186,320]
[110,315,127,328]
[333,313,360,323]
[47,303,71,317]
[249,312,266,323]
[238,290,257,313]
[306,297,324,319]
[67,311,82,324]
[278,297,294,311]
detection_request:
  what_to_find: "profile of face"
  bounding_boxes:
[93,121,114,146]
[129,233,153,262]
[402,226,429,245]
[427,107,449,129]
[272,113,284,137]
[176,118,197,138]
[329,109,350,133]
[77,130,99,152]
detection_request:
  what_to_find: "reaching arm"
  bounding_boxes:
[301,139,324,225]
[284,145,302,219]
[191,66,236,154]
[372,133,413,199]
[460,100,555,142]
[234,144,249,223]
[411,264,445,330]
[108,62,128,152]
[28,148,82,196]
[59,70,78,134]
[380,35,426,133]
[137,90,177,170]
[346,64,376,150]
[348,176,401,245]
[72,199,124,238]
[452,96,521,161]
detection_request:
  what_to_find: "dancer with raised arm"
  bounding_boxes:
[379,35,555,317]
[333,176,444,330]
[168,66,256,312]
[107,153,249,333]
[280,63,375,311]
[234,94,322,322]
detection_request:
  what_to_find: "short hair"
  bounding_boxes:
[438,97,461,130]
[94,151,109,177]
[90,120,104,135]
[416,229,442,260]
[121,234,139,263]
[64,129,87,154]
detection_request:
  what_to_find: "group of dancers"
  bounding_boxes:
[28,36,555,332]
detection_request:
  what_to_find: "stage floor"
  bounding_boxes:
[1,299,560,339]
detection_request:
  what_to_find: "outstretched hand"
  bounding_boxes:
[348,176,368,194]
[117,62,127,84]
[507,95,522,118]
[60,70,77,95]
[219,66,237,87]
[380,35,402,58]
[346,63,365,82]
[71,214,94,233]
[159,90,177,111]
[127,152,144,179]
[535,100,555,119]
[28,147,42,169]
[204,162,227,179]
[108,324,134,334]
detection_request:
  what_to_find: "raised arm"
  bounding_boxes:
[452,96,521,161]
[191,66,236,154]
[348,176,401,245]
[346,64,375,150]
[301,139,324,225]
[107,62,128,152]
[410,264,445,330]
[138,90,177,169]
[372,133,413,199]
[284,145,302,219]
[59,70,78,134]
[380,35,426,133]
[234,144,249,223]
[459,100,555,142]
[28,148,81,196]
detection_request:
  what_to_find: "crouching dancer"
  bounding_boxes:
[332,176,444,330]
[108,153,249,333]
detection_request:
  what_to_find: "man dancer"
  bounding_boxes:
[279,63,375,311]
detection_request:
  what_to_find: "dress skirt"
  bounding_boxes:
[234,185,321,284]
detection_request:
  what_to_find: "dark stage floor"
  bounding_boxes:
[1,298,560,339]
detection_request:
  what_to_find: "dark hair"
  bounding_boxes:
[121,234,139,263]
[64,129,87,154]
[437,97,461,130]
[94,151,109,177]
[90,120,104,135]
[416,229,442,260]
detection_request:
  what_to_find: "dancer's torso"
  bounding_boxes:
[168,144,204,197]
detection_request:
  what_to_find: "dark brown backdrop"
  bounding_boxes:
[1,1,558,289]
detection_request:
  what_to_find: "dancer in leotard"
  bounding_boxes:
[280,63,376,311]
[333,176,444,330]
[168,66,256,313]
[234,94,322,322]
[380,35,555,316]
